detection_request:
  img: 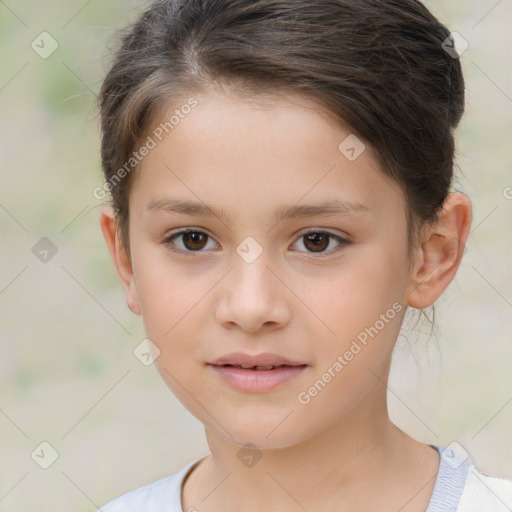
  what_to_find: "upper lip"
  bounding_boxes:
[209,352,306,367]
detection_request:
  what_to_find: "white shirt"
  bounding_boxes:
[97,445,512,511]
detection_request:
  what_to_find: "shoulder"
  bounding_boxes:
[96,460,199,512]
[457,465,512,512]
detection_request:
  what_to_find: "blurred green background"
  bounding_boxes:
[0,1,511,510]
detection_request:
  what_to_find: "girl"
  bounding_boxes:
[96,0,512,510]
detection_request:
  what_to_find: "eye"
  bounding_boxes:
[290,230,351,257]
[162,228,351,257]
[162,228,218,255]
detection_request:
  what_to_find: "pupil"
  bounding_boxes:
[305,233,328,252]
[181,233,330,252]
[184,232,207,250]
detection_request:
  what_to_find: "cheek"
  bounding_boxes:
[301,246,408,399]
[297,297,404,421]
[310,251,407,335]
[131,257,200,379]
[133,247,207,329]
[136,261,209,403]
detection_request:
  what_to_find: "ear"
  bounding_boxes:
[99,206,141,315]
[406,192,472,309]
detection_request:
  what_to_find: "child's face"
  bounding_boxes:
[122,89,415,448]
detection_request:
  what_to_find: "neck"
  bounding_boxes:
[182,391,438,512]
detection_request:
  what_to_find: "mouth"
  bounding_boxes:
[209,352,306,368]
[217,363,302,371]
[207,353,308,392]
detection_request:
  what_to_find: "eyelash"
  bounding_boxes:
[161,228,351,258]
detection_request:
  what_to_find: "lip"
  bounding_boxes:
[210,352,306,368]
[207,352,307,393]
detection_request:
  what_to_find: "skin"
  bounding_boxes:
[100,87,472,512]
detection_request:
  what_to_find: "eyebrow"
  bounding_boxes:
[146,197,372,224]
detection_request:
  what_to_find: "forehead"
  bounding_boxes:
[130,89,405,229]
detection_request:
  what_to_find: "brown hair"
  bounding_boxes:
[98,0,465,257]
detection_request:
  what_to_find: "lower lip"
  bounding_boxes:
[208,364,307,392]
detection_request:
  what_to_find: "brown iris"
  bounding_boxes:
[303,233,329,252]
[182,232,209,251]
[178,231,332,253]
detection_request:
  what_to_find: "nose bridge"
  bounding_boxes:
[216,241,290,331]
[231,244,277,299]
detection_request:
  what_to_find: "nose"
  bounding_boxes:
[215,254,291,333]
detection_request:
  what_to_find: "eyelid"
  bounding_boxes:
[161,227,220,256]
[161,227,351,257]
[295,227,350,240]
[290,228,351,257]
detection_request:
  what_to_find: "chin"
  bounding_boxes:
[210,410,313,451]
[226,431,304,452]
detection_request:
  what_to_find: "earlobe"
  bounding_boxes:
[99,206,142,315]
[406,192,472,309]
